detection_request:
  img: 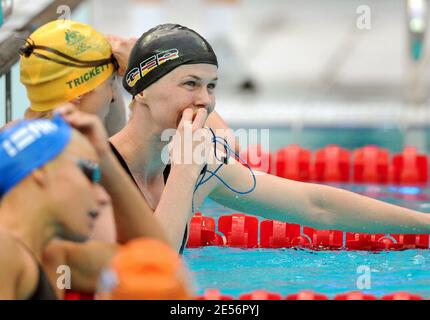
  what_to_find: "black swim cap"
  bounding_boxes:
[123,24,218,96]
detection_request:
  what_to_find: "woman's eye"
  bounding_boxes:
[184,81,196,87]
[208,83,217,90]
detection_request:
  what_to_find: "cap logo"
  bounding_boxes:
[126,48,179,88]
[1,121,58,157]
[65,29,91,55]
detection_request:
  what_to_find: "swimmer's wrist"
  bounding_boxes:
[170,164,204,183]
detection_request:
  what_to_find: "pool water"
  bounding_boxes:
[183,186,430,298]
[184,246,430,298]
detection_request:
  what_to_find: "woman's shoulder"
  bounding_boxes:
[0,228,30,297]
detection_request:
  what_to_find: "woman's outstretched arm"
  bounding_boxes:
[208,158,430,234]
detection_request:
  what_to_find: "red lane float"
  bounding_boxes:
[275,145,312,181]
[195,290,425,300]
[286,291,329,300]
[390,234,429,249]
[187,213,225,248]
[62,289,427,300]
[381,292,424,300]
[334,291,377,300]
[260,220,311,248]
[314,145,350,183]
[64,290,94,300]
[239,144,430,186]
[392,147,429,185]
[260,221,342,250]
[291,226,314,248]
[345,233,403,251]
[240,144,272,174]
[260,220,290,248]
[239,290,282,300]
[353,146,390,184]
[63,289,427,301]
[306,228,343,250]
[218,214,259,248]
[197,289,234,300]
[187,215,430,251]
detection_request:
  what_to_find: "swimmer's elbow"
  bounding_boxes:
[306,206,335,230]
[305,186,336,229]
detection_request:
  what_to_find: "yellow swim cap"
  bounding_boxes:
[20,20,115,112]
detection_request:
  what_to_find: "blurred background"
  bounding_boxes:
[1,0,430,151]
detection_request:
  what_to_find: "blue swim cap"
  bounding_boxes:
[0,115,72,197]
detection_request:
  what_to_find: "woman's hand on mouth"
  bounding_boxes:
[170,108,212,175]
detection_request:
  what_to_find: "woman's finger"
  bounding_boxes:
[54,103,76,116]
[192,108,208,130]
[177,108,193,129]
[61,110,97,130]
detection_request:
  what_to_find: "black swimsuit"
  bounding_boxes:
[109,142,188,254]
[29,264,57,300]
[12,237,57,300]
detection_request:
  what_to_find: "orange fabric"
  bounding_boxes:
[99,238,192,300]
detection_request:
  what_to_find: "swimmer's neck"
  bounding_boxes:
[109,119,168,182]
[0,195,55,261]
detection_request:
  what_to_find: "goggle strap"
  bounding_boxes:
[19,38,118,69]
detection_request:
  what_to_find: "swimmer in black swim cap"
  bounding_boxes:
[109,24,224,252]
[91,24,238,247]
[123,24,218,97]
[110,23,430,254]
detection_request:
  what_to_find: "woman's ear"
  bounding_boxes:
[31,166,49,189]
[134,91,146,104]
[70,96,82,106]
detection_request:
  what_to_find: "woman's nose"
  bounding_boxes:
[195,87,212,107]
[194,88,214,113]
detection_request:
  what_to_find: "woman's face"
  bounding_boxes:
[141,64,218,130]
[49,135,111,242]
[73,75,116,121]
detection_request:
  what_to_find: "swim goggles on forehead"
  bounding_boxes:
[77,159,101,184]
[18,38,119,70]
